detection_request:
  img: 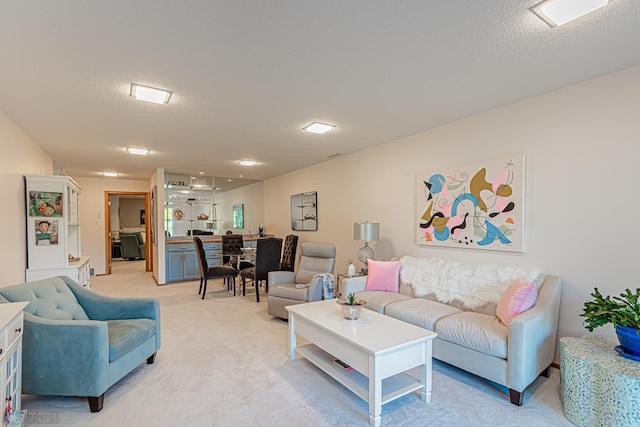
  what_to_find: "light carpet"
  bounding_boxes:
[21,264,573,426]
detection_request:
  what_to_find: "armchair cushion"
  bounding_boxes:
[268,285,309,301]
[0,280,88,320]
[107,319,156,362]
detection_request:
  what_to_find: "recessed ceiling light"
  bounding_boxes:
[531,0,610,27]
[303,122,336,134]
[126,147,150,156]
[237,160,257,166]
[130,83,172,104]
[103,172,118,177]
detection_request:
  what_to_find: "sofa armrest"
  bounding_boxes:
[22,312,109,397]
[62,276,160,322]
[340,275,367,297]
[268,271,296,290]
[507,275,562,392]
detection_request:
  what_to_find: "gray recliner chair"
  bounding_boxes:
[267,242,336,319]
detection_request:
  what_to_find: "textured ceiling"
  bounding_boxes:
[1,1,639,187]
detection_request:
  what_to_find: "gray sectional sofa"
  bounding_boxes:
[340,256,562,405]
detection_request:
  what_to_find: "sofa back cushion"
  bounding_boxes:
[0,276,89,320]
[399,256,541,315]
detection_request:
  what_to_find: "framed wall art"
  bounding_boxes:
[416,155,525,252]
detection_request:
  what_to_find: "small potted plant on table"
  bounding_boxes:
[581,287,640,360]
[336,292,366,320]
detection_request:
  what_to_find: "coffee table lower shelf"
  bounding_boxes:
[296,343,423,405]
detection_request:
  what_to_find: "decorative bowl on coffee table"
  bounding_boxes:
[336,299,366,320]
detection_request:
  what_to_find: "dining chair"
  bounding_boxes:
[221,234,254,272]
[280,234,299,272]
[193,237,238,299]
[239,237,283,302]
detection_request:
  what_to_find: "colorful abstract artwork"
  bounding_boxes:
[416,155,525,252]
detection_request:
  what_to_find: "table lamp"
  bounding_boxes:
[354,221,379,274]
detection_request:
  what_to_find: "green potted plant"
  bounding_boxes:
[581,287,640,359]
[336,292,366,320]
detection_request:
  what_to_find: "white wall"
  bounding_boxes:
[265,65,640,358]
[73,177,150,275]
[215,181,265,235]
[0,111,53,285]
[119,198,145,228]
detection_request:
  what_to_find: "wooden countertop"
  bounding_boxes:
[166,235,273,244]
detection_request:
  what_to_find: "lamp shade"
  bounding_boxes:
[354,222,380,242]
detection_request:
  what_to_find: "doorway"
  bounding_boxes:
[104,191,152,275]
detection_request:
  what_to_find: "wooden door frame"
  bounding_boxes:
[104,191,152,275]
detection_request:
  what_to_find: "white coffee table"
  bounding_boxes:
[286,299,437,427]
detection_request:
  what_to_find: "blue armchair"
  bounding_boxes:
[0,276,160,412]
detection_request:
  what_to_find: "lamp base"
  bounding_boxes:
[357,245,375,266]
[360,267,368,275]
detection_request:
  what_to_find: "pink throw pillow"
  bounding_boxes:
[496,278,538,326]
[365,260,401,293]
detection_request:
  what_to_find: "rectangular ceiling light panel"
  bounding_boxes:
[303,122,335,134]
[126,147,150,156]
[532,0,610,27]
[130,83,172,104]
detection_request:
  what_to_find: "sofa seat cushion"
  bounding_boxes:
[269,284,308,301]
[434,312,508,359]
[108,319,157,362]
[384,298,463,330]
[355,291,412,314]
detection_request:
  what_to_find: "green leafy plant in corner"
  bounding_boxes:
[581,287,640,332]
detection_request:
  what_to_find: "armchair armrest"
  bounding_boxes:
[268,271,296,290]
[307,275,325,302]
[507,275,562,391]
[22,312,109,397]
[62,276,160,321]
[341,275,367,297]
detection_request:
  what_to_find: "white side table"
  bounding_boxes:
[560,335,640,427]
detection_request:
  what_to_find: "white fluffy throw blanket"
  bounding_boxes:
[400,256,540,308]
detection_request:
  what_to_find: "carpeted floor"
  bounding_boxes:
[20,265,573,426]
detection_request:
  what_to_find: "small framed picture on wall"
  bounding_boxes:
[35,219,58,246]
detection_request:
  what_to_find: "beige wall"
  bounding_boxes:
[73,177,150,276]
[0,111,53,285]
[119,198,145,228]
[265,64,640,358]
[215,181,265,235]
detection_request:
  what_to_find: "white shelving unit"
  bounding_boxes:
[164,173,217,238]
[25,175,90,287]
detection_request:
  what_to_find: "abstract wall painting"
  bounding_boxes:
[416,155,525,252]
